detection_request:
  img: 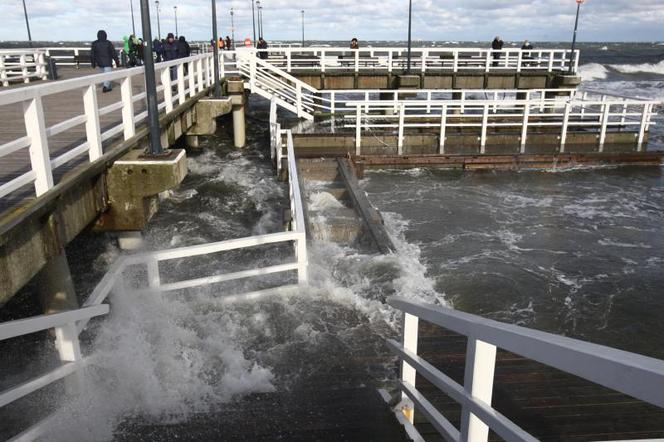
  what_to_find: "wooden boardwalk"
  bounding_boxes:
[0,67,153,213]
[415,321,664,441]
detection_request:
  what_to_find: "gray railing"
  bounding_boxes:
[387,296,664,442]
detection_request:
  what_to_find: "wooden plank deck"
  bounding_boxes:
[0,67,155,214]
[414,321,664,441]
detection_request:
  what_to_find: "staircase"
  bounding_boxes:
[237,53,318,121]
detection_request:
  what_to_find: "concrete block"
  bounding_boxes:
[187,98,232,136]
[397,75,421,89]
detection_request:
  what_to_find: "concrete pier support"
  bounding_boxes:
[117,231,145,250]
[228,79,247,148]
[37,250,78,315]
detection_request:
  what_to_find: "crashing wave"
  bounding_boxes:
[609,60,664,75]
[579,63,608,81]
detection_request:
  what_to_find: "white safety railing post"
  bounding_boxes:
[38,53,47,80]
[388,50,393,73]
[620,101,628,126]
[460,338,497,442]
[286,50,292,72]
[330,92,335,114]
[296,234,308,283]
[560,102,571,153]
[121,76,136,140]
[0,55,7,87]
[20,54,29,83]
[426,92,432,113]
[521,98,530,154]
[296,83,303,118]
[453,50,459,73]
[599,102,610,152]
[196,59,204,93]
[355,106,362,155]
[398,103,405,155]
[400,312,419,424]
[249,56,257,92]
[516,51,523,73]
[83,84,103,161]
[637,103,651,152]
[480,104,489,154]
[548,52,554,72]
[161,67,173,113]
[439,104,447,154]
[354,50,359,73]
[23,97,54,196]
[188,60,196,97]
[485,50,491,73]
[421,50,427,73]
[147,258,160,288]
[320,50,326,73]
[574,50,580,74]
[54,320,83,393]
[177,64,185,105]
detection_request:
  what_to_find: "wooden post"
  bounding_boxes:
[83,85,103,161]
[401,312,419,424]
[161,67,173,113]
[177,64,186,105]
[560,102,571,153]
[398,103,405,155]
[439,104,447,154]
[460,338,497,442]
[355,106,362,155]
[480,104,489,154]
[23,97,53,196]
[121,76,136,140]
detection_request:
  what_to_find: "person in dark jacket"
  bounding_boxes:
[350,38,359,50]
[177,36,191,58]
[491,36,504,66]
[257,37,268,59]
[91,30,120,92]
[163,33,179,61]
[521,40,534,66]
[153,38,164,62]
[225,36,232,50]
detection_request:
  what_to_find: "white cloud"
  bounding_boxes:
[3,0,664,42]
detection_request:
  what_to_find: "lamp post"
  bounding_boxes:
[256,1,262,37]
[230,8,235,48]
[155,0,161,39]
[406,0,412,73]
[21,0,33,47]
[568,0,584,74]
[251,0,257,46]
[130,0,136,35]
[140,0,163,155]
[211,0,221,98]
[301,10,304,48]
[174,6,178,37]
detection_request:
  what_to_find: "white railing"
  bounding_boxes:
[0,50,48,86]
[1,92,308,441]
[239,47,580,75]
[343,93,658,154]
[0,52,242,204]
[388,296,664,442]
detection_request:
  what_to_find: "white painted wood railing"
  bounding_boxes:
[343,93,658,154]
[0,52,241,203]
[387,296,664,442]
[0,50,48,86]
[239,47,580,75]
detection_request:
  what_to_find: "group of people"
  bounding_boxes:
[491,36,535,65]
[211,36,233,51]
[153,33,191,63]
[122,34,144,67]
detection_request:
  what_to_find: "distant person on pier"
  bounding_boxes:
[225,36,232,50]
[177,36,191,58]
[257,37,269,59]
[350,38,359,49]
[91,30,120,93]
[153,38,164,62]
[521,39,534,66]
[163,33,179,61]
[491,36,504,66]
[218,37,225,50]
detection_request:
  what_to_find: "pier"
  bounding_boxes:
[1,43,664,442]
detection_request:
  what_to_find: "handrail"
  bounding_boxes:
[0,50,47,86]
[387,296,664,441]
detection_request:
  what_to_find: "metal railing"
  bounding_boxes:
[0,50,48,86]
[239,47,580,75]
[1,92,308,441]
[342,93,658,154]
[387,296,664,442]
[0,52,243,204]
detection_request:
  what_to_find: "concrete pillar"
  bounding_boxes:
[228,79,246,148]
[37,250,78,314]
[117,231,145,250]
[185,134,201,149]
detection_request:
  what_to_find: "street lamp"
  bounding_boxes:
[406,0,412,73]
[155,0,161,40]
[301,10,304,48]
[230,8,235,48]
[568,0,584,74]
[21,0,33,47]
[251,0,257,46]
[174,6,178,37]
[258,3,263,38]
[130,0,136,35]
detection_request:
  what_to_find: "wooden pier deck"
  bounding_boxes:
[0,67,152,214]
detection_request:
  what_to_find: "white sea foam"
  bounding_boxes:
[308,191,345,211]
[610,60,664,75]
[579,63,608,81]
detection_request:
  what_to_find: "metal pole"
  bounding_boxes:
[174,6,178,37]
[301,10,304,48]
[258,6,263,38]
[155,0,161,40]
[130,0,136,35]
[22,0,33,47]
[251,0,257,47]
[211,0,221,98]
[568,0,583,75]
[230,9,235,48]
[406,0,412,73]
[140,0,164,155]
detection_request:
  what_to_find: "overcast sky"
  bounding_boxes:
[3,0,664,42]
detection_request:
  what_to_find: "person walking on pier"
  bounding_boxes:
[153,38,164,62]
[257,37,269,59]
[521,39,534,66]
[491,36,504,67]
[350,38,360,50]
[91,30,120,93]
[177,36,191,58]
[225,36,232,51]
